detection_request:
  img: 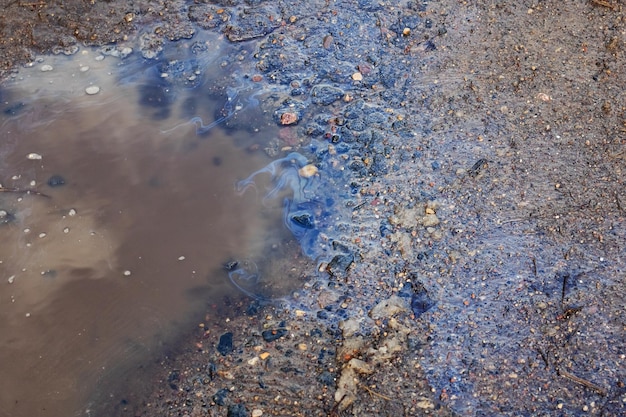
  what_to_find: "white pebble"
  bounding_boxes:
[27,153,42,160]
[80,66,90,72]
[68,209,77,216]
[178,256,186,261]
[25,313,31,317]
[85,86,100,95]
[23,228,30,234]
[30,180,36,186]
[120,47,133,58]
[8,275,15,284]
[63,227,70,234]
[40,64,53,72]
[38,232,47,238]
[251,410,263,417]
[123,270,131,276]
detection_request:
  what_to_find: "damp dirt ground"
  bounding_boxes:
[1,1,625,416]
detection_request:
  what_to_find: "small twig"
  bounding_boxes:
[329,393,347,417]
[536,348,550,369]
[590,0,619,11]
[0,187,50,198]
[615,191,624,213]
[359,383,392,401]
[560,273,569,304]
[352,200,367,210]
[557,368,607,396]
[19,1,47,6]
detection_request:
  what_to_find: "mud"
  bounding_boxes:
[1,0,625,416]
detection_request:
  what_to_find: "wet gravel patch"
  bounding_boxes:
[2,0,625,416]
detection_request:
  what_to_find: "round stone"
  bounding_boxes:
[85,86,100,95]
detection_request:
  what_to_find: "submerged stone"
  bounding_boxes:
[47,175,66,187]
[227,404,249,417]
[217,332,234,356]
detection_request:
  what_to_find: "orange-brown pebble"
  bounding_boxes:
[280,112,298,125]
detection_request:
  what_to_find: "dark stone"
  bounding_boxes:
[227,403,249,417]
[3,102,25,116]
[47,175,66,187]
[261,328,287,342]
[318,371,335,386]
[223,260,239,271]
[207,362,217,380]
[245,301,260,315]
[291,213,315,229]
[316,310,328,320]
[326,253,354,277]
[217,332,234,356]
[379,219,393,237]
[310,85,344,105]
[310,328,323,337]
[167,370,180,390]
[410,282,436,318]
[213,388,229,406]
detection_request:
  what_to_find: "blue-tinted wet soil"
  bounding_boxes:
[1,1,625,416]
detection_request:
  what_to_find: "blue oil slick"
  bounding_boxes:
[224,259,265,301]
[161,80,262,136]
[236,152,333,262]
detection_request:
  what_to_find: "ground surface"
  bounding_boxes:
[1,0,625,416]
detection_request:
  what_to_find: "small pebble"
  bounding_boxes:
[298,164,318,178]
[40,64,53,72]
[68,209,77,216]
[252,410,263,417]
[80,66,90,72]
[38,232,46,238]
[63,227,70,234]
[8,275,15,284]
[178,256,185,261]
[352,72,363,81]
[123,270,131,276]
[85,86,100,95]
[27,153,42,160]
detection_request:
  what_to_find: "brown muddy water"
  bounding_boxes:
[0,37,293,417]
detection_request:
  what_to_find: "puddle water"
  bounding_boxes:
[0,34,298,417]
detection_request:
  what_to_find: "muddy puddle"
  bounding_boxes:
[0,34,303,417]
